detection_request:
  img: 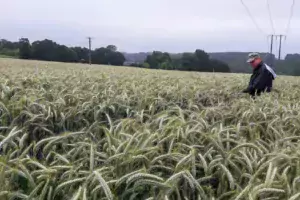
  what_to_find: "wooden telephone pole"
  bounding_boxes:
[277,35,286,60]
[269,34,286,61]
[87,37,93,65]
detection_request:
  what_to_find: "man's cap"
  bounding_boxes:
[247,52,260,63]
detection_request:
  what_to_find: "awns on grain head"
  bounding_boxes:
[0,59,299,199]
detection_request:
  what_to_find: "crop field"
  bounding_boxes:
[1,58,300,200]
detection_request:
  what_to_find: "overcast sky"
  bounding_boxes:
[1,0,299,55]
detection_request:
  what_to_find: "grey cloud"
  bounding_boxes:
[0,0,299,54]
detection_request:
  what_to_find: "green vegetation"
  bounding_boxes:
[0,39,126,66]
[0,39,19,58]
[1,58,300,199]
[125,52,300,76]
[131,50,231,73]
[0,50,18,58]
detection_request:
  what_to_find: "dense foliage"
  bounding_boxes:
[1,58,300,199]
[0,39,19,58]
[131,50,231,73]
[125,52,300,76]
[0,39,126,66]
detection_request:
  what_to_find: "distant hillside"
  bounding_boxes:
[122,52,151,64]
[209,52,300,75]
[209,52,276,73]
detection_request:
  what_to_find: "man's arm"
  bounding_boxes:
[249,68,270,95]
[242,74,254,93]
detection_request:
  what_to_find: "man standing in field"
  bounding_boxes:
[242,53,277,97]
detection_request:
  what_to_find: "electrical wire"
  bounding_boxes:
[285,0,296,35]
[266,0,275,34]
[240,0,266,36]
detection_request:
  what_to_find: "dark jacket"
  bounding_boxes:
[243,62,276,96]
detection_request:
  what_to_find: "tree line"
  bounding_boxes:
[0,38,231,72]
[2,38,300,75]
[1,38,126,66]
[125,51,300,76]
[137,50,230,72]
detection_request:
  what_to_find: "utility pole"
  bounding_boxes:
[268,35,275,67]
[269,35,274,54]
[277,34,286,60]
[268,34,286,61]
[87,37,93,65]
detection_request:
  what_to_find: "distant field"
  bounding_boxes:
[1,58,300,199]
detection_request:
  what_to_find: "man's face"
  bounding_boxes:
[250,58,261,68]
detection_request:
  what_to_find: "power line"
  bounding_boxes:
[240,0,266,36]
[266,0,275,34]
[285,0,296,35]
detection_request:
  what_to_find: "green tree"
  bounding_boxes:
[0,39,19,50]
[19,38,31,59]
[293,63,300,76]
[31,39,78,62]
[107,45,117,52]
[56,45,78,62]
[108,52,125,66]
[31,39,59,61]
[180,53,196,71]
[92,47,125,66]
[142,62,150,68]
[146,51,172,69]
[92,47,110,64]
[71,47,89,63]
[193,49,211,71]
[210,59,231,73]
[160,61,173,70]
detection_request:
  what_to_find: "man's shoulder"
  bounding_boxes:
[261,64,268,71]
[263,63,277,78]
[258,63,270,72]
